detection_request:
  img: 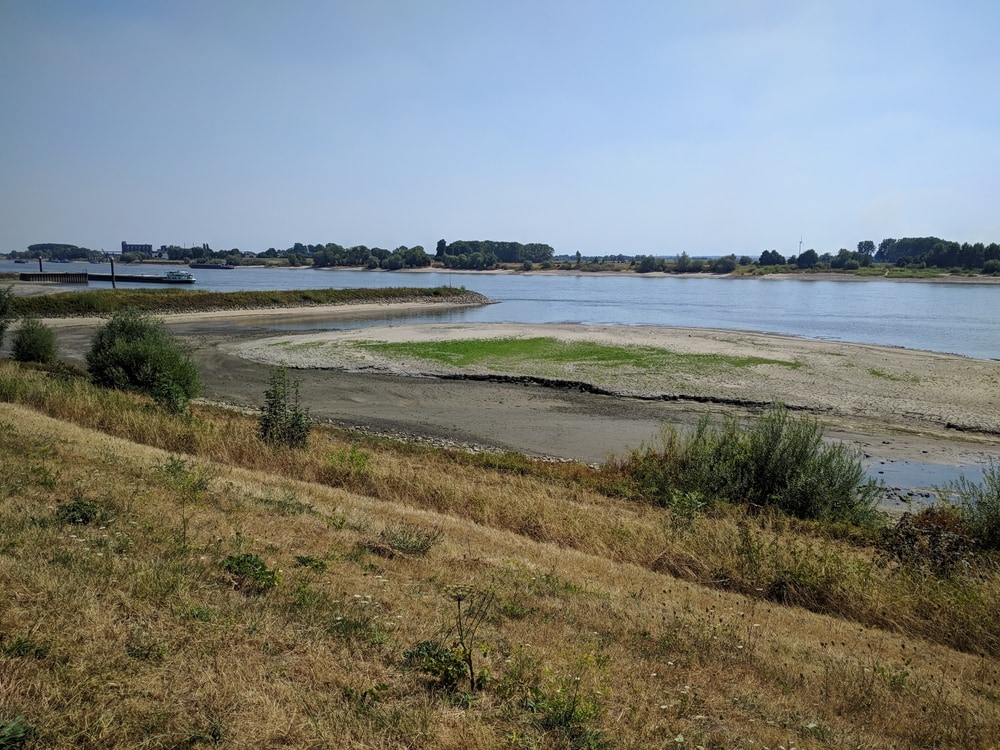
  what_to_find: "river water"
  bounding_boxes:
[5,261,998,360]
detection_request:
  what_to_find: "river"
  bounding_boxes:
[4,261,998,360]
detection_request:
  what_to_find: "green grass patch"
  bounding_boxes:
[358,336,800,378]
[868,368,920,383]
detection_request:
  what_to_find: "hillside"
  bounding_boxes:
[1,361,997,749]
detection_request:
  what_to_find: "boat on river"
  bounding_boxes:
[189,262,235,270]
[87,269,196,284]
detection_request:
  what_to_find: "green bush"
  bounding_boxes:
[85,307,200,413]
[611,405,882,525]
[258,365,311,448]
[11,317,57,364]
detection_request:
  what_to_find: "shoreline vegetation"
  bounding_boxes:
[8,234,1000,279]
[1,284,999,746]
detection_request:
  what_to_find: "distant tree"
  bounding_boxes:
[674,252,692,273]
[857,240,875,256]
[758,250,785,266]
[796,249,819,269]
[738,255,753,266]
[436,239,447,258]
[635,255,662,273]
[711,254,738,274]
[875,238,897,262]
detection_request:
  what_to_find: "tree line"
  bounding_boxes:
[9,235,1000,275]
[873,237,1000,271]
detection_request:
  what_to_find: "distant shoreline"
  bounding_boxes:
[5,263,1000,286]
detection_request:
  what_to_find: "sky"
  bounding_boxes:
[2,1,998,258]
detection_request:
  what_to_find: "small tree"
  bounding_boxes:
[258,364,311,448]
[86,307,201,414]
[12,317,57,364]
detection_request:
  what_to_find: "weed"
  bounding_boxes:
[294,555,328,571]
[403,640,467,691]
[55,496,107,526]
[868,368,919,383]
[221,553,281,593]
[327,595,387,645]
[258,364,311,448]
[1,635,49,660]
[257,491,315,516]
[342,682,389,707]
[125,628,165,662]
[379,522,443,556]
[526,677,607,749]
[327,445,371,474]
[0,715,34,749]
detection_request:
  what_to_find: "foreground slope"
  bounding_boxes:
[1,390,998,748]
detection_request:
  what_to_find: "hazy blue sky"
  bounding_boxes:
[2,1,998,257]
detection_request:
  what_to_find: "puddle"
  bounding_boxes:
[867,458,987,509]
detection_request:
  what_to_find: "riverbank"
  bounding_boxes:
[8,283,998,495]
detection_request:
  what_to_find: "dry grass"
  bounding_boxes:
[1,362,999,748]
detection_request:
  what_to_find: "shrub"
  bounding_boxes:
[86,307,200,413]
[941,460,1000,550]
[11,317,57,364]
[258,365,311,448]
[982,259,1000,275]
[610,405,882,525]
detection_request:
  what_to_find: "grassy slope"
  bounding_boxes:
[1,363,998,749]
